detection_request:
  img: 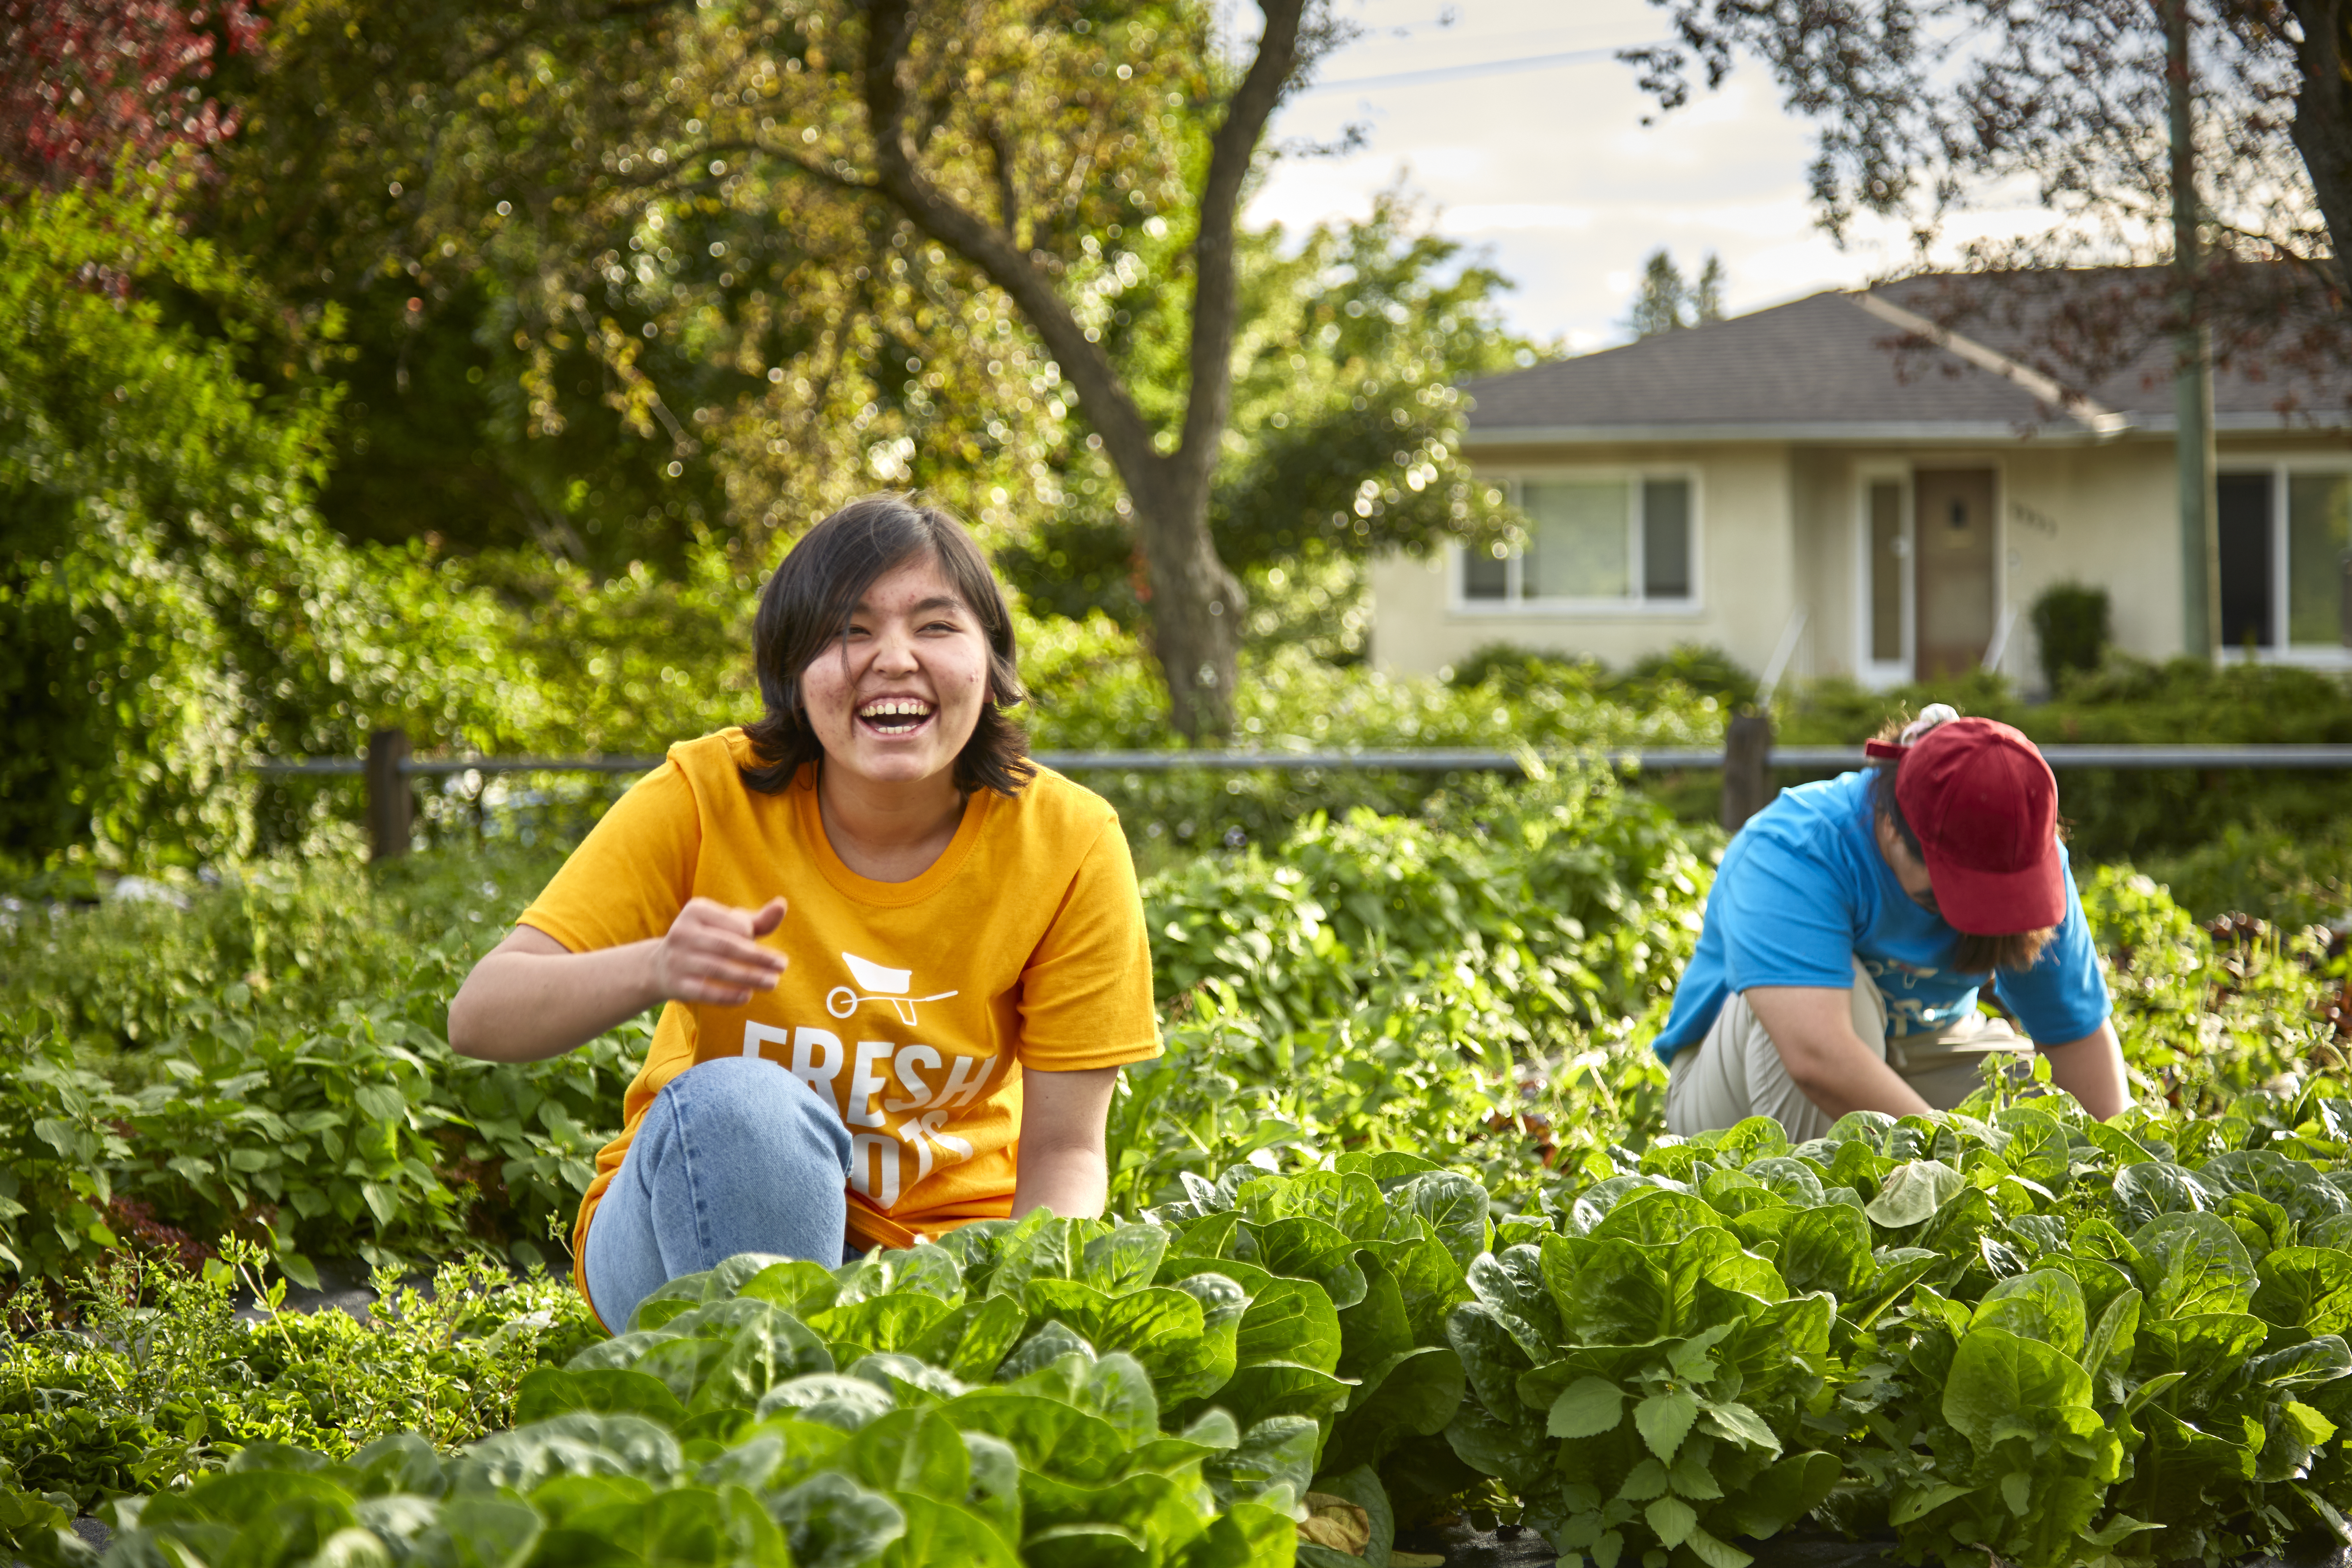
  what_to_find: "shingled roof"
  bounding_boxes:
[1463,269,2352,444]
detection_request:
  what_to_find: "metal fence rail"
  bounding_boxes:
[249,743,2352,778]
[246,727,2352,860]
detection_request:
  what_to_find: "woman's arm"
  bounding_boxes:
[1010,1065,1121,1221]
[448,897,788,1063]
[1745,986,1936,1120]
[2041,1018,2128,1120]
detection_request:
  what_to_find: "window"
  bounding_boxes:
[1642,479,1693,598]
[1460,473,1697,606]
[2217,468,2352,655]
[2288,474,2352,647]
[2218,473,2272,647]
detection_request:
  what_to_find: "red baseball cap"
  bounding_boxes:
[1876,716,2064,935]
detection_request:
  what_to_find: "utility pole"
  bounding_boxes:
[2167,0,2220,662]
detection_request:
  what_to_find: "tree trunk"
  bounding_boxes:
[2167,0,2218,663]
[850,0,1306,740]
[2289,0,2352,294]
[1131,465,1245,739]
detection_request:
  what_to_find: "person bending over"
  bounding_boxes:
[1654,706,2127,1140]
[448,494,1159,1331]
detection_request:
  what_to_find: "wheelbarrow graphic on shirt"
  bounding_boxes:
[827,951,959,1026]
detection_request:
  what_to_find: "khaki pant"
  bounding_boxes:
[1663,959,2030,1141]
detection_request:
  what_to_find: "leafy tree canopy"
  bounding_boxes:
[1623,246,1724,337]
[1623,0,2352,392]
[1001,189,1538,629]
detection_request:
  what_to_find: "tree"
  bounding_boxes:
[1626,248,1688,337]
[208,0,937,577]
[0,170,473,867]
[0,0,263,190]
[1693,251,1726,321]
[1000,190,1534,632]
[221,0,1379,736]
[1622,2,2352,380]
[1623,246,1726,336]
[1625,0,2352,666]
[803,0,1343,737]
[213,0,1280,635]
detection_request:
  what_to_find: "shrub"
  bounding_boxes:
[1780,660,2352,860]
[2030,579,2114,692]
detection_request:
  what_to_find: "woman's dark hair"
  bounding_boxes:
[740,493,1033,797]
[1868,715,2054,975]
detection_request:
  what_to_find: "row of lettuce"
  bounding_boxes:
[14,1076,2352,1568]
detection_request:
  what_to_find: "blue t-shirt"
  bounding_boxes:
[1650,769,2110,1063]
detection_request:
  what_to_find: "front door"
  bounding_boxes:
[1913,467,1997,679]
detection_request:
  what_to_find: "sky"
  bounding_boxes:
[1241,0,1986,353]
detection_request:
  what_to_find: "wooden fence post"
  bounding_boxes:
[366,727,412,861]
[1721,714,1773,833]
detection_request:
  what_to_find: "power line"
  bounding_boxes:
[1301,41,1666,96]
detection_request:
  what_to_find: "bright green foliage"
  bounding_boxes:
[0,1241,595,1515]
[0,168,725,872]
[19,1076,2352,1566]
[52,1218,1430,1568]
[1143,776,1707,1037]
[11,771,2349,1292]
[1778,660,2352,863]
[1207,191,1535,576]
[0,170,339,869]
[15,1084,2352,1565]
[0,851,632,1281]
[2079,865,2346,1106]
[2029,580,2112,693]
[0,1010,132,1281]
[1110,770,1708,1211]
[1028,631,1733,858]
[1439,1081,2352,1568]
[216,0,1126,572]
[1001,192,1537,633]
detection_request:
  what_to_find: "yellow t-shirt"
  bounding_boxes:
[517,729,1159,1301]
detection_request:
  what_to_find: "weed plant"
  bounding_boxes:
[0,1239,592,1513]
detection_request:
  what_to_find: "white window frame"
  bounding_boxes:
[1854,465,1915,689]
[1450,467,1705,615]
[2216,459,2352,670]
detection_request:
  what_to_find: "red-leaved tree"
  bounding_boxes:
[0,0,265,190]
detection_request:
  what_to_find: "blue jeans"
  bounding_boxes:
[582,1055,853,1332]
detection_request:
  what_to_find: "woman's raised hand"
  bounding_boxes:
[650,896,789,1006]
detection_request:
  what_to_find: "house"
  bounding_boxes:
[1368,270,2352,691]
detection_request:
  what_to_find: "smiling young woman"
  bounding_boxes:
[446,495,1160,1332]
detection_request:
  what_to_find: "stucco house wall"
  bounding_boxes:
[1367,442,1798,678]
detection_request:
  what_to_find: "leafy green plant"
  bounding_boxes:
[2080,865,2347,1105]
[1457,1193,1842,1568]
[0,1010,133,1280]
[19,1069,2352,1568]
[72,1234,1355,1568]
[1436,1076,2352,1568]
[0,1239,593,1514]
[0,849,638,1282]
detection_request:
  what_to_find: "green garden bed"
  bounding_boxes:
[5,769,2350,1565]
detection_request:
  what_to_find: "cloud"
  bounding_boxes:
[1244,0,1883,345]
[1439,203,1595,234]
